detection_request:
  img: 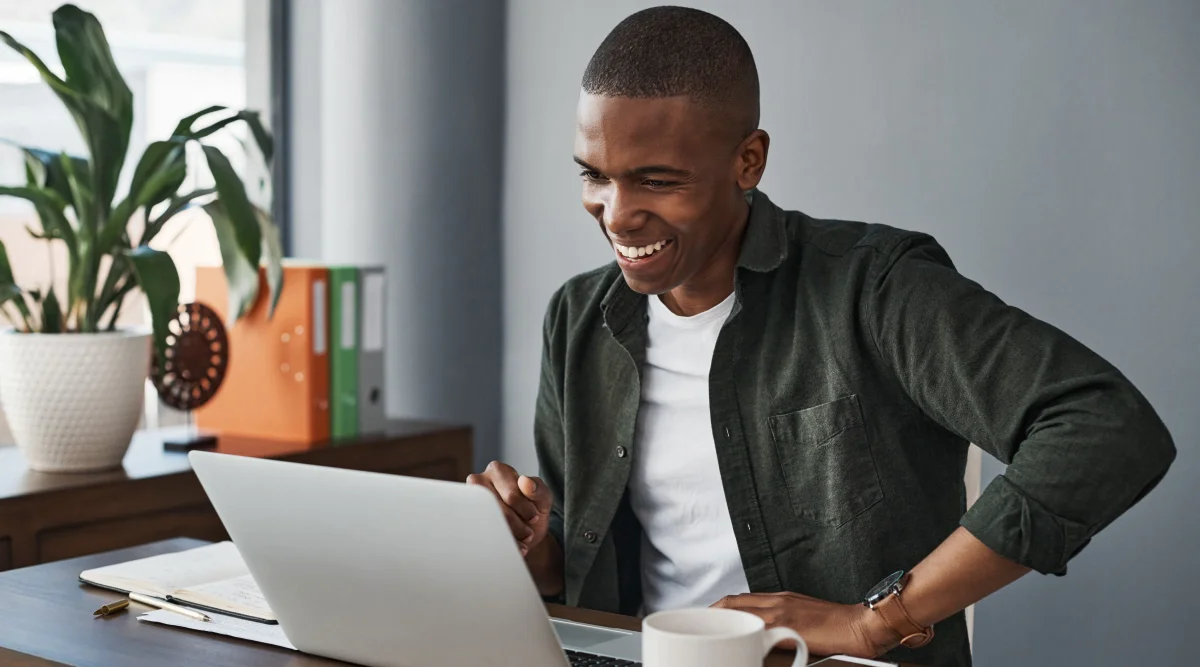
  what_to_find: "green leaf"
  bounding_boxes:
[0,239,32,328]
[41,288,64,333]
[51,4,133,209]
[2,74,108,225]
[190,110,274,164]
[58,151,92,228]
[102,281,135,331]
[0,30,80,100]
[172,105,273,166]
[203,200,260,321]
[93,253,130,324]
[125,246,179,367]
[202,145,261,272]
[128,140,187,209]
[0,238,19,286]
[173,104,227,137]
[255,205,284,318]
[0,185,76,253]
[2,185,83,326]
[141,187,217,246]
[53,5,132,116]
[103,139,187,253]
[9,142,91,207]
[0,185,69,215]
[0,31,121,220]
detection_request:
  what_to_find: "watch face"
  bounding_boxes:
[865,570,905,603]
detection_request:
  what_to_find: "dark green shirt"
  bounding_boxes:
[534,189,1175,667]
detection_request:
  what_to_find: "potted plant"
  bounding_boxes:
[0,4,283,472]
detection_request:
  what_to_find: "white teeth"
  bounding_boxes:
[616,240,669,259]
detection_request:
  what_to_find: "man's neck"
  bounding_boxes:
[660,199,750,316]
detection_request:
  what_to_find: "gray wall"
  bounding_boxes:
[290,0,505,467]
[502,1,1199,665]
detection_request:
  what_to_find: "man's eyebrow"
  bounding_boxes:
[573,157,692,178]
[627,165,691,178]
[573,156,600,172]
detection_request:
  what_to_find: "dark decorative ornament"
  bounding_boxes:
[150,302,228,450]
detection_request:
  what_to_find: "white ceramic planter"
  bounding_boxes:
[0,328,151,472]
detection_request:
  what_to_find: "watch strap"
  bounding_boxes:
[872,575,934,649]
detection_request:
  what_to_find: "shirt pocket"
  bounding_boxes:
[768,394,884,528]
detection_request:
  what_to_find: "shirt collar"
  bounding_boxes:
[736,188,788,273]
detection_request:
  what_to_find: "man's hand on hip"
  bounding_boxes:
[466,461,553,557]
[712,591,895,659]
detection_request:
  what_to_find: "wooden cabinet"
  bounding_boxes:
[0,420,471,570]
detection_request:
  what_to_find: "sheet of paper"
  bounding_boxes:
[138,610,295,650]
[174,573,275,620]
[810,656,898,666]
[80,541,249,594]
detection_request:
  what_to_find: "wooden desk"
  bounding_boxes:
[0,539,915,667]
[0,421,471,571]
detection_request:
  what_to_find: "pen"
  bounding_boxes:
[129,592,211,622]
[93,598,129,617]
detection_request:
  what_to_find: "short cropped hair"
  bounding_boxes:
[581,6,760,137]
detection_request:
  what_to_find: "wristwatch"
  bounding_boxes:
[862,570,934,649]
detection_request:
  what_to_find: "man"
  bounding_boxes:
[467,7,1175,666]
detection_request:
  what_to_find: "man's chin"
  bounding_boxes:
[619,270,673,296]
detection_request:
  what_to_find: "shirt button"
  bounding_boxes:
[615,446,627,458]
[583,530,598,543]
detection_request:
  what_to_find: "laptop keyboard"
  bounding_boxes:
[565,649,641,666]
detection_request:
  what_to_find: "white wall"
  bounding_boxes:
[502,2,1199,665]
[291,0,506,467]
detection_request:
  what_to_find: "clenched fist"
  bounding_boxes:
[466,461,553,557]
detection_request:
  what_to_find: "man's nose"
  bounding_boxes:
[602,188,644,237]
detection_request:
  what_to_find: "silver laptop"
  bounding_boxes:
[188,450,642,666]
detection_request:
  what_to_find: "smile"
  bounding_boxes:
[613,239,672,260]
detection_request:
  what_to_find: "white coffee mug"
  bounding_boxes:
[642,607,808,667]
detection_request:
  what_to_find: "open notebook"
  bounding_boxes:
[79,541,276,624]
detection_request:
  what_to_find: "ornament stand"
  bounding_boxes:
[162,410,218,451]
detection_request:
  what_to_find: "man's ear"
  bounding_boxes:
[735,129,770,191]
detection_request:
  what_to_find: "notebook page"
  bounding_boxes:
[79,542,249,596]
[172,573,276,621]
[138,610,295,650]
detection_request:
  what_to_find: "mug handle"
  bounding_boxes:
[761,627,808,666]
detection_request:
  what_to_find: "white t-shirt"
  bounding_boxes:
[628,290,751,614]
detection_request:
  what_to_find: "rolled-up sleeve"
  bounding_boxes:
[866,232,1176,575]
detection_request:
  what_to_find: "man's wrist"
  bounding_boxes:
[854,603,901,656]
[527,534,565,598]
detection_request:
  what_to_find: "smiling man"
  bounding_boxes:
[467,7,1176,666]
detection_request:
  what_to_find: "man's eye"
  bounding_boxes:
[580,170,606,182]
[644,179,673,188]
